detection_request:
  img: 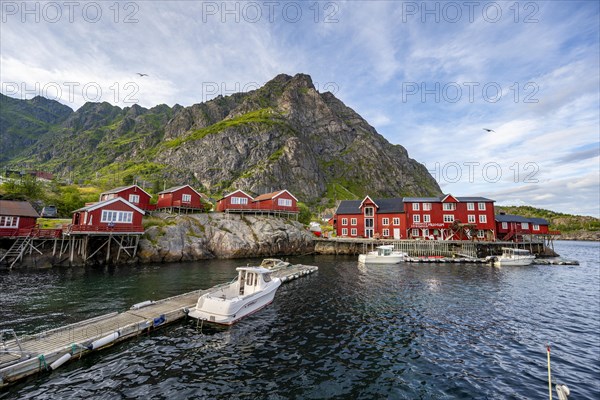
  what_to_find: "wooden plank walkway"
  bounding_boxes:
[0,263,318,388]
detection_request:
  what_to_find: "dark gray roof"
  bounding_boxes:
[335,198,404,215]
[495,214,532,223]
[529,217,550,225]
[456,197,495,202]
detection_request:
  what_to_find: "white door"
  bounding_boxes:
[393,228,400,239]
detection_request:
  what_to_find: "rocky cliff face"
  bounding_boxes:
[1,73,441,203]
[137,213,315,263]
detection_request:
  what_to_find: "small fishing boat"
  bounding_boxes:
[358,245,407,264]
[187,267,281,325]
[491,247,536,266]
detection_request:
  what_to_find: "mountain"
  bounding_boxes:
[0,73,441,204]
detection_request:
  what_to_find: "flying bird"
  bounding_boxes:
[136,73,149,77]
[482,128,495,133]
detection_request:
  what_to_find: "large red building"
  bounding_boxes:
[334,194,497,240]
[0,200,39,237]
[157,185,204,211]
[70,197,145,233]
[99,185,153,211]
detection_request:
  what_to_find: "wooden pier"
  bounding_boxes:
[0,263,318,388]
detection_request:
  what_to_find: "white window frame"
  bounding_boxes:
[502,222,508,229]
[467,202,475,211]
[533,224,540,231]
[101,210,133,224]
[478,202,486,211]
[182,193,192,203]
[412,203,420,211]
[411,228,419,236]
[443,203,456,211]
[413,215,420,223]
[364,207,374,216]
[443,214,454,223]
[479,215,487,223]
[341,228,348,236]
[521,222,529,229]
[423,229,429,237]
[128,194,140,203]
[351,228,357,236]
[382,218,389,225]
[393,217,400,225]
[231,196,248,205]
[477,230,485,238]
[278,198,292,207]
[382,229,390,237]
[0,216,19,228]
[350,218,357,226]
[423,203,432,211]
[468,215,476,223]
[341,218,348,226]
[423,214,431,223]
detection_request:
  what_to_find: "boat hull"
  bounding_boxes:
[358,254,405,264]
[494,256,535,266]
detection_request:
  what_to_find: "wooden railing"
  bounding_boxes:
[0,227,62,238]
[68,225,144,233]
[220,204,299,213]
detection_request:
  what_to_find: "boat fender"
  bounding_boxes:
[88,332,120,350]
[50,353,72,370]
[556,384,570,400]
[153,314,166,327]
[130,300,154,310]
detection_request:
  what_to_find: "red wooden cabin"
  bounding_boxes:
[157,185,204,211]
[0,200,39,237]
[252,190,299,213]
[99,185,153,211]
[70,197,145,233]
[216,189,255,212]
[495,214,555,241]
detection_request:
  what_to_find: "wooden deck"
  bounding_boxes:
[0,263,318,387]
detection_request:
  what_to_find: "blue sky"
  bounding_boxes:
[1,1,599,216]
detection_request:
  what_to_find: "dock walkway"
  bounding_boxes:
[0,263,318,388]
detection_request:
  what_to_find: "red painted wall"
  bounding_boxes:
[216,191,254,212]
[72,200,144,232]
[100,186,152,210]
[157,186,203,209]
[254,192,298,212]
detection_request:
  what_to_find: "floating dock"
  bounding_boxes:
[0,263,318,388]
[402,256,578,265]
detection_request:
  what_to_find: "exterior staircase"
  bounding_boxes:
[0,235,33,269]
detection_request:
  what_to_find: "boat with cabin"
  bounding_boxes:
[491,247,536,266]
[187,266,281,325]
[358,245,408,264]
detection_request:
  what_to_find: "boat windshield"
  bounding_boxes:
[378,248,392,256]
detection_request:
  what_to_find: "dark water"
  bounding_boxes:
[1,241,599,399]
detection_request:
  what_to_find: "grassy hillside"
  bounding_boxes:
[497,205,600,234]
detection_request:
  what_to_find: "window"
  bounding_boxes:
[382,218,389,225]
[351,218,357,226]
[182,194,192,203]
[468,215,476,223]
[129,194,140,203]
[341,218,348,226]
[423,215,431,223]
[364,207,374,216]
[231,197,248,205]
[393,218,400,225]
[412,203,420,211]
[412,228,419,236]
[351,228,357,236]
[341,228,348,236]
[382,229,390,237]
[443,203,456,211]
[443,214,454,223]
[423,203,432,211]
[521,222,529,229]
[101,210,133,223]
[533,224,540,231]
[479,215,487,223]
[502,222,508,229]
[477,230,485,238]
[0,216,19,227]
[467,202,475,211]
[365,218,374,228]
[423,229,429,237]
[478,202,486,210]
[413,215,420,223]
[278,198,292,207]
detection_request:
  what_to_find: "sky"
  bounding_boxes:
[1,1,599,216]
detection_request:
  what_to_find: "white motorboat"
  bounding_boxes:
[187,266,281,325]
[358,245,407,264]
[492,247,536,266]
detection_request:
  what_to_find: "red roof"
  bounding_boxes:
[0,200,40,218]
[253,190,298,202]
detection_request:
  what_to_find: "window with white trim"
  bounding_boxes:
[423,214,431,223]
[477,230,485,238]
[423,203,432,211]
[231,197,248,205]
[443,203,456,211]
[478,202,486,210]
[479,215,487,223]
[101,210,133,223]
[468,215,476,223]
[0,216,19,227]
[412,203,420,211]
[351,228,357,236]
[521,222,529,229]
[413,215,420,223]
[364,207,374,216]
[182,194,192,202]
[502,222,508,229]
[443,214,454,223]
[411,228,419,236]
[278,198,292,207]
[382,229,390,237]
[129,194,140,203]
[467,202,475,210]
[423,229,429,237]
[351,218,357,226]
[341,218,348,226]
[382,218,389,225]
[533,224,540,231]
[393,217,400,225]
[341,228,348,236]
